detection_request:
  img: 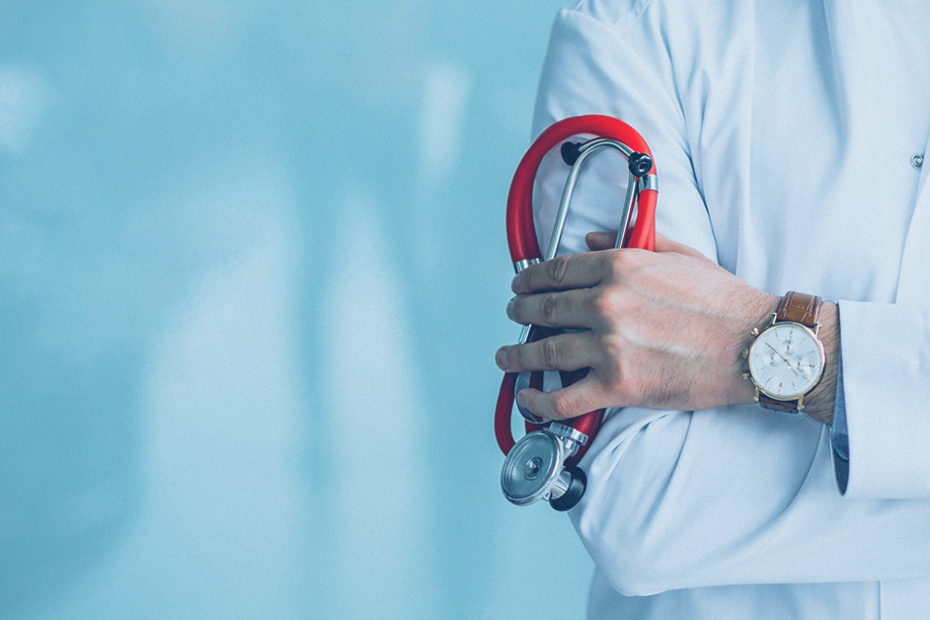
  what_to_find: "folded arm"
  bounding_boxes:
[512,2,930,594]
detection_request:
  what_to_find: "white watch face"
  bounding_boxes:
[748,322,825,400]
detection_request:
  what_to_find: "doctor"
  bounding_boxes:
[495,0,930,618]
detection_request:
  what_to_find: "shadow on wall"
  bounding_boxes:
[0,295,140,616]
[0,2,282,615]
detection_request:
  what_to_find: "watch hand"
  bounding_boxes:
[764,342,801,377]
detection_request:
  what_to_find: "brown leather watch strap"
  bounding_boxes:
[776,291,823,328]
[758,394,803,413]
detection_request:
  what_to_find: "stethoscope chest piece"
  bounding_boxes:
[500,423,588,511]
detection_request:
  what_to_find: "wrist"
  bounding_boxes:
[729,293,782,407]
[801,301,840,424]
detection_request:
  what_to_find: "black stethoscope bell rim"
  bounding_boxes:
[549,465,586,512]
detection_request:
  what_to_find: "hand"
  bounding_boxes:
[495,232,786,420]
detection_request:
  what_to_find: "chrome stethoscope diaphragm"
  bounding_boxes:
[496,115,659,510]
[500,423,588,511]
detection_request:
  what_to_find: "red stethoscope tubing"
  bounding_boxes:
[496,114,657,466]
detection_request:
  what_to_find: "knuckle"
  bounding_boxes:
[594,350,626,390]
[541,293,559,325]
[627,248,650,269]
[546,256,571,286]
[549,392,574,419]
[590,288,617,317]
[602,335,624,361]
[590,288,627,328]
[540,336,560,369]
[606,248,645,276]
[605,250,627,277]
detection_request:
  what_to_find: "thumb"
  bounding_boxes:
[589,230,711,262]
[585,231,617,251]
[654,233,711,261]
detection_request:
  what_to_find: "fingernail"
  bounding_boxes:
[506,296,515,319]
[511,272,523,292]
[515,389,526,407]
[495,347,510,371]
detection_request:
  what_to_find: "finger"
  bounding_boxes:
[512,252,607,294]
[507,287,598,329]
[495,330,597,374]
[585,231,616,251]
[516,372,608,421]
[654,233,711,261]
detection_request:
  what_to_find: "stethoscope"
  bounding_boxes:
[496,115,658,511]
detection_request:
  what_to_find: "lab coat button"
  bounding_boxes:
[912,154,924,169]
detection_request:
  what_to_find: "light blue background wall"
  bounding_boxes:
[0,1,595,618]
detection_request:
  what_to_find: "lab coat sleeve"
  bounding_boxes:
[532,3,930,596]
[531,3,717,263]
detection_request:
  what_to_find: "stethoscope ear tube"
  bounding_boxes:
[498,115,657,509]
[505,115,656,265]
[495,371,519,456]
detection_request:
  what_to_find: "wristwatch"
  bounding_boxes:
[743,292,826,413]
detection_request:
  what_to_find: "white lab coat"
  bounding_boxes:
[530,0,930,617]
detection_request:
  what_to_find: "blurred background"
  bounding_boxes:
[0,1,594,619]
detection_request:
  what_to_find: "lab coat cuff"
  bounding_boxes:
[837,300,930,499]
[830,355,849,494]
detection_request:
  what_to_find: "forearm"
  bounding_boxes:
[500,245,842,425]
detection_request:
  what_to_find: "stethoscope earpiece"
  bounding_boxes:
[628,152,653,177]
[560,141,582,166]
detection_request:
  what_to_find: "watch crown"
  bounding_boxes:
[741,347,750,359]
